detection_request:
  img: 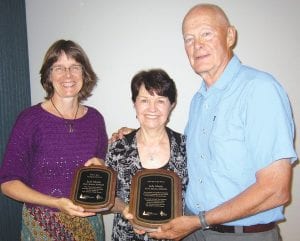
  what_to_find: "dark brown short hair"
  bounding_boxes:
[40,39,97,102]
[131,69,177,104]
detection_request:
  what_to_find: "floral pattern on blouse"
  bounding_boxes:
[105,127,188,241]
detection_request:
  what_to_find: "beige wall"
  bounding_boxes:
[25,0,299,240]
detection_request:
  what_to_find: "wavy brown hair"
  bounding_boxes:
[40,39,97,102]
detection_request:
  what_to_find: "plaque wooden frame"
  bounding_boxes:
[129,169,182,231]
[70,165,116,212]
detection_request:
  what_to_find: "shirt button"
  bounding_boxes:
[200,154,205,159]
[199,178,203,183]
[202,128,206,134]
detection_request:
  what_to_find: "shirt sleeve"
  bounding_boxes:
[245,73,297,170]
[105,139,125,172]
[105,142,117,170]
[105,138,131,201]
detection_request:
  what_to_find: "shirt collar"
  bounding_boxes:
[198,55,241,96]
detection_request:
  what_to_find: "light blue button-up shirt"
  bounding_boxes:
[185,55,297,225]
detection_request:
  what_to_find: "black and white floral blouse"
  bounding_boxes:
[105,127,188,241]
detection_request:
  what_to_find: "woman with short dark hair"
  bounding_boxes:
[106,68,188,241]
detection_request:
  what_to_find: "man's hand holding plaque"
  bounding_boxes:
[70,165,117,212]
[129,169,182,232]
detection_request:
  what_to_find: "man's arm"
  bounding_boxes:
[109,127,134,144]
[149,158,292,240]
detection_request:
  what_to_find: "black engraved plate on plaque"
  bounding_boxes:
[129,169,182,231]
[71,165,116,212]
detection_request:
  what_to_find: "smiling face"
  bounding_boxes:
[134,84,174,131]
[182,5,236,86]
[50,52,83,99]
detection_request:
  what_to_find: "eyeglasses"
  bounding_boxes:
[50,65,83,76]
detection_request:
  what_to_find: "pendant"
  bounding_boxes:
[68,123,74,133]
[149,155,154,162]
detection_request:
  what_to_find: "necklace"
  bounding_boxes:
[138,130,166,163]
[149,148,158,162]
[50,98,79,133]
[148,144,163,162]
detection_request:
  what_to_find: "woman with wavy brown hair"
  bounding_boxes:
[0,39,107,240]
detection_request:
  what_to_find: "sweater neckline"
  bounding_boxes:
[37,102,89,122]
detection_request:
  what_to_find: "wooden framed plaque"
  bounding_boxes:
[129,169,182,231]
[70,165,116,212]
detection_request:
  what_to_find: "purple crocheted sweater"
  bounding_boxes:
[0,103,108,208]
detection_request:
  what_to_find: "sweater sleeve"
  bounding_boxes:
[96,112,108,159]
[0,110,33,185]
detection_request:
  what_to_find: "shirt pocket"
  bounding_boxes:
[209,112,252,185]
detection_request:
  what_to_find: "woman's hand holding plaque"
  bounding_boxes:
[70,165,117,212]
